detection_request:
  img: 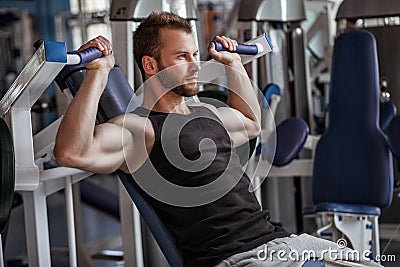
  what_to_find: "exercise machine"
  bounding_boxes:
[0,30,276,266]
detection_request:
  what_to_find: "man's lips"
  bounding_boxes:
[185,76,198,82]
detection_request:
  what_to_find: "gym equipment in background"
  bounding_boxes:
[312,30,395,259]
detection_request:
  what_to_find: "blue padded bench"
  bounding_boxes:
[311,30,394,259]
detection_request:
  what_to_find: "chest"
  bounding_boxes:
[157,115,232,160]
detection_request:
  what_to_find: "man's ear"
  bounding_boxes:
[142,56,158,76]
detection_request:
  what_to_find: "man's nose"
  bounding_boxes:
[188,61,201,72]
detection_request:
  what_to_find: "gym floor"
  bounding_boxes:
[4,175,123,267]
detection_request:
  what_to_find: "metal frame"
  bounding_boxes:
[0,40,93,267]
[316,211,380,259]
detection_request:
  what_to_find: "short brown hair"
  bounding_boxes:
[133,12,193,78]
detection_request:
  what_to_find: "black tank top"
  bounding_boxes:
[131,106,289,267]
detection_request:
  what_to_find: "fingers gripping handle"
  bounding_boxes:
[77,47,104,63]
[67,47,103,65]
[212,41,263,55]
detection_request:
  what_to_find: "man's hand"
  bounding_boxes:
[78,35,115,72]
[208,36,242,67]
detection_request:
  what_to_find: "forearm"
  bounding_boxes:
[55,69,109,161]
[225,62,261,127]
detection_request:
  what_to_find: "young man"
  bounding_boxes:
[54,12,381,267]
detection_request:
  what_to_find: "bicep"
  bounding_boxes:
[89,115,153,174]
[80,122,132,173]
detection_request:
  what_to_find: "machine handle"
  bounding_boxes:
[70,47,104,64]
[212,41,262,55]
[34,40,104,65]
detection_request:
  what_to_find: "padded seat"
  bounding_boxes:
[314,202,381,216]
[258,83,309,166]
[311,30,394,259]
[271,117,308,166]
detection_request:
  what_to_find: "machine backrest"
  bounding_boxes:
[56,64,185,266]
[312,30,393,209]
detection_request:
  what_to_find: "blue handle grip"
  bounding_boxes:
[212,41,259,55]
[77,47,104,63]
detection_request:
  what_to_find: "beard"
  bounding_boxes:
[157,62,199,97]
[171,82,198,97]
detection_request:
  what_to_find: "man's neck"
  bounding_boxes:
[142,90,191,114]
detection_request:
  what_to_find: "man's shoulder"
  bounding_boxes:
[107,112,149,127]
[189,102,218,113]
[189,101,235,120]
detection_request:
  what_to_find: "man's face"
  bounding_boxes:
[156,29,200,97]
